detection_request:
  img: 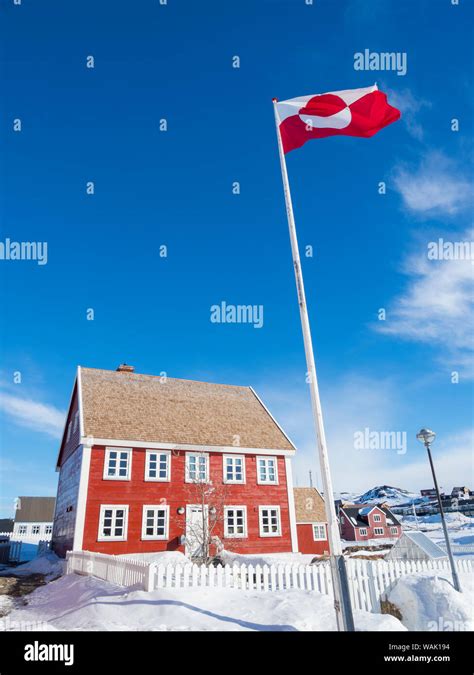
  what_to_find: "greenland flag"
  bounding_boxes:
[275,84,400,154]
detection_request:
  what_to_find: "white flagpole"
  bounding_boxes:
[272,99,355,632]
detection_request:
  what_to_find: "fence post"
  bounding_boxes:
[145,563,156,592]
[366,561,379,613]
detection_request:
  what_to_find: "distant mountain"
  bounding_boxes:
[352,485,422,506]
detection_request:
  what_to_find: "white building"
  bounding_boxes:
[13,496,56,541]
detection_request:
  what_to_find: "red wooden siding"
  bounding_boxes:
[296,523,330,555]
[339,507,401,542]
[82,447,293,555]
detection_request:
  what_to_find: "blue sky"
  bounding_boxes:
[0,0,473,517]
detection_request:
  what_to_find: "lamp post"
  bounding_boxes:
[416,428,461,592]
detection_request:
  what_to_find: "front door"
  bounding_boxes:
[185,505,208,559]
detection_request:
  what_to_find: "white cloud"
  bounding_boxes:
[394,153,471,215]
[0,391,65,439]
[388,429,474,492]
[259,374,472,495]
[385,87,430,141]
[374,230,474,377]
[259,373,403,493]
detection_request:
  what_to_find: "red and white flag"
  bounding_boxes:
[275,84,400,154]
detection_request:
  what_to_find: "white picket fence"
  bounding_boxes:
[66,550,155,590]
[0,532,52,543]
[66,551,472,613]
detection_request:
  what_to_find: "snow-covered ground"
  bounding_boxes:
[0,551,64,581]
[3,573,405,632]
[116,551,189,565]
[340,512,474,559]
[118,550,318,566]
[219,550,316,566]
[1,543,472,631]
[399,512,474,558]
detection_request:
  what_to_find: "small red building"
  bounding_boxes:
[52,365,299,558]
[293,487,329,555]
[338,503,402,542]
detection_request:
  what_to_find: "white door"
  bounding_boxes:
[185,505,208,559]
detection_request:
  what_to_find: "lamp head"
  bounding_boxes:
[416,428,436,446]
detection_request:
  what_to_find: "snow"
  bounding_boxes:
[401,512,472,529]
[0,595,14,617]
[0,551,64,581]
[346,549,391,558]
[353,485,422,507]
[388,572,474,631]
[4,573,406,632]
[116,551,189,565]
[399,513,474,558]
[219,550,316,566]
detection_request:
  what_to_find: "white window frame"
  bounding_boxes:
[256,456,279,485]
[31,525,40,535]
[185,452,209,483]
[103,447,132,481]
[312,523,326,541]
[390,526,398,535]
[258,505,282,537]
[145,450,171,482]
[224,506,248,538]
[18,525,28,535]
[373,513,382,522]
[359,527,367,536]
[141,504,170,541]
[44,524,53,535]
[222,454,246,484]
[98,505,129,541]
[373,527,384,536]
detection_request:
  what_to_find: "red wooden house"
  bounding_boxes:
[338,503,402,542]
[293,487,329,555]
[52,365,299,558]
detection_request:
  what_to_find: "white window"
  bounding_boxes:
[104,447,132,480]
[186,453,209,482]
[257,457,278,485]
[373,513,382,522]
[259,506,281,537]
[359,528,367,536]
[32,525,40,535]
[374,527,384,536]
[141,505,169,540]
[390,526,398,535]
[223,455,245,484]
[98,505,129,541]
[312,523,326,541]
[145,450,170,482]
[45,525,53,535]
[18,525,28,535]
[224,507,247,538]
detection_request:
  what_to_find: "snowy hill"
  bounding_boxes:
[352,485,422,506]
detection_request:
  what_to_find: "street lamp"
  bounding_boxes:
[416,428,461,592]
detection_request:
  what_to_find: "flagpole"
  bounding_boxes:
[272,99,355,632]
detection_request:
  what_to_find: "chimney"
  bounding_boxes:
[116,364,135,373]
